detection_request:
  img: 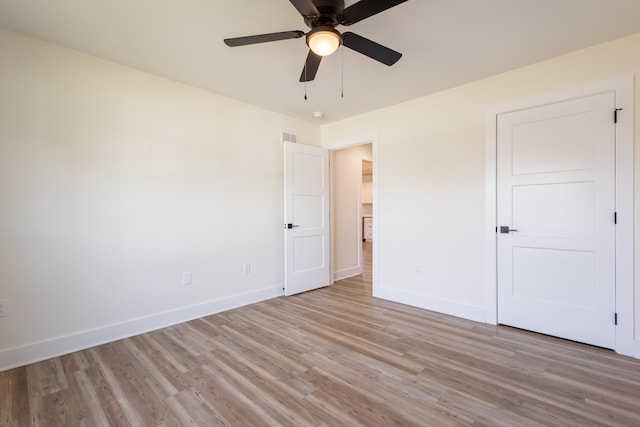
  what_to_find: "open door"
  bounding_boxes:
[284,142,330,296]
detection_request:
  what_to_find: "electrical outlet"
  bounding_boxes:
[183,272,192,286]
[0,300,7,317]
[243,263,251,274]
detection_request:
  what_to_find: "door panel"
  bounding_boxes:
[497,92,616,349]
[512,247,595,307]
[284,142,330,296]
[292,195,324,228]
[512,182,594,239]
[293,236,325,271]
[511,112,595,175]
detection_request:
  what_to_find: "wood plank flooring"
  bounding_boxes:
[3,243,640,426]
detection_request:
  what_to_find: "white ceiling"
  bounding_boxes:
[1,0,640,123]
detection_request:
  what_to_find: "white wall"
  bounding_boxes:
[3,28,639,370]
[0,29,320,370]
[322,33,640,348]
[331,144,372,280]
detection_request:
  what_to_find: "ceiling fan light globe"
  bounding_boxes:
[307,29,341,56]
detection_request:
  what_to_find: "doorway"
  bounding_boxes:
[330,142,373,293]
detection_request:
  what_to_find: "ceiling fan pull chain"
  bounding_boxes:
[341,44,344,98]
[304,46,308,100]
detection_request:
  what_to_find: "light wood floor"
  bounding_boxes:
[3,243,640,426]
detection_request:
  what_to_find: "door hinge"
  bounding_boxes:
[614,211,617,225]
[614,312,618,326]
[614,108,623,124]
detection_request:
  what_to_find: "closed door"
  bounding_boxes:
[284,142,330,296]
[497,92,616,349]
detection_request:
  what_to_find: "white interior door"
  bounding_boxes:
[284,142,330,296]
[497,92,616,349]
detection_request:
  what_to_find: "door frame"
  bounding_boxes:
[324,135,379,294]
[485,75,636,357]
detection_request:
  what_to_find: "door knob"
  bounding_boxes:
[285,223,300,229]
[499,226,518,234]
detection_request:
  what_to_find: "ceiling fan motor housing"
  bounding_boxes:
[304,0,345,28]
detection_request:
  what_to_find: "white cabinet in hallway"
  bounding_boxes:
[363,217,373,242]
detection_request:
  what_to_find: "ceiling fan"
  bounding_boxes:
[223,0,408,82]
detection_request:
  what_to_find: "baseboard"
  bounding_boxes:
[333,266,363,281]
[628,338,640,359]
[0,285,284,371]
[374,287,486,323]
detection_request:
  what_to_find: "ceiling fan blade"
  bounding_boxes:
[339,0,408,25]
[342,32,402,66]
[299,50,322,82]
[224,30,305,47]
[289,0,319,17]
